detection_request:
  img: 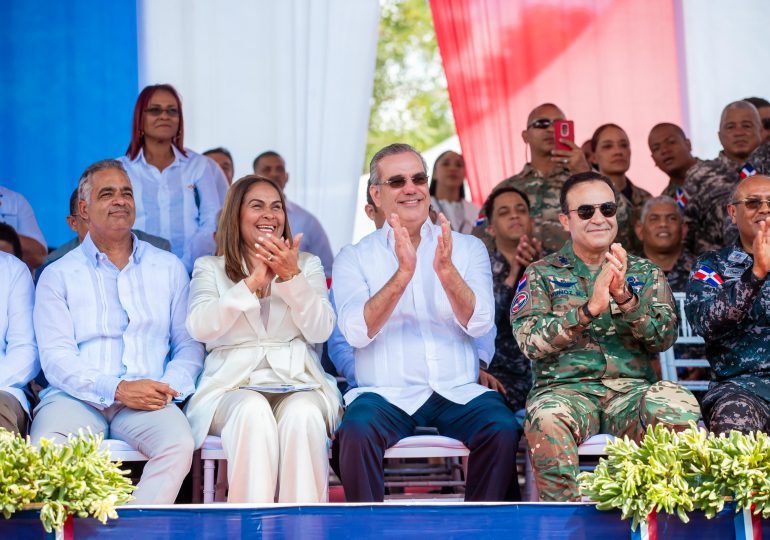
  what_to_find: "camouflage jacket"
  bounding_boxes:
[487,250,531,411]
[510,241,676,396]
[685,244,770,402]
[683,152,742,256]
[749,141,770,174]
[473,163,572,254]
[659,158,703,210]
[661,250,696,293]
[617,178,652,256]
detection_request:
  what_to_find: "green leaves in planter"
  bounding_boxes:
[578,422,770,530]
[0,428,135,532]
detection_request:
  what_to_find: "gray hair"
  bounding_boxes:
[77,159,128,205]
[369,143,427,186]
[720,100,761,127]
[640,195,682,223]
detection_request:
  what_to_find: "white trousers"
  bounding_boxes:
[210,389,329,503]
[30,392,194,505]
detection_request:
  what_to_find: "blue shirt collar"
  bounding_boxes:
[133,144,188,166]
[80,232,143,267]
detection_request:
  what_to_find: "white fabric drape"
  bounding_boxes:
[136,0,380,254]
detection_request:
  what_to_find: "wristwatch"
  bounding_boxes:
[615,284,635,306]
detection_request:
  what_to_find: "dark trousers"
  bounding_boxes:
[332,391,520,502]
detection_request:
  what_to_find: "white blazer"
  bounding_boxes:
[184,253,341,448]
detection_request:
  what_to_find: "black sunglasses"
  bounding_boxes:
[145,106,180,117]
[527,118,556,129]
[380,173,429,189]
[568,202,618,220]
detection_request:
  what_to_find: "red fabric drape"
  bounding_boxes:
[430,0,684,204]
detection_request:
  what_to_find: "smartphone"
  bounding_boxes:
[554,120,575,151]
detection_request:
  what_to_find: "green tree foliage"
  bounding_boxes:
[365,0,455,168]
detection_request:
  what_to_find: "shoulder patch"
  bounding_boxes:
[692,265,724,287]
[510,292,530,316]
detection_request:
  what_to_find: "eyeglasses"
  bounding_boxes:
[568,202,618,220]
[732,198,770,211]
[380,173,429,189]
[145,106,180,117]
[527,118,556,130]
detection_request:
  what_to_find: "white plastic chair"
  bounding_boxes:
[660,292,710,392]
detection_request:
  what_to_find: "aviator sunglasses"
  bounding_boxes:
[380,173,430,189]
[567,202,618,220]
[731,198,770,211]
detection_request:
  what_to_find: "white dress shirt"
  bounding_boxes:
[0,252,38,413]
[34,233,204,409]
[118,147,228,272]
[0,185,47,247]
[286,200,334,278]
[332,218,494,415]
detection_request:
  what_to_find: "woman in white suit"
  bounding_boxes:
[185,175,341,503]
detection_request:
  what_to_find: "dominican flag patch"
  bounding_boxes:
[740,163,756,179]
[675,187,687,209]
[516,275,527,292]
[510,292,529,316]
[475,213,486,227]
[693,265,724,287]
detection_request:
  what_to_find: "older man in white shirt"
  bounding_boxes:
[0,251,38,434]
[31,159,204,505]
[332,143,519,502]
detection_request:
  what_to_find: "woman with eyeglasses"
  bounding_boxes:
[185,175,341,503]
[429,151,480,234]
[118,84,228,272]
[590,124,651,255]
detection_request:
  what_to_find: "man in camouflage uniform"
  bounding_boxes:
[635,196,694,292]
[648,123,699,209]
[483,185,533,412]
[684,101,763,256]
[511,172,700,501]
[473,103,590,255]
[685,174,770,434]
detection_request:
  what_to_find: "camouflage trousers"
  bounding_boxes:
[524,380,700,502]
[703,382,770,435]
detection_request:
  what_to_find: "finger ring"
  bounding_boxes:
[563,158,568,164]
[267,254,273,262]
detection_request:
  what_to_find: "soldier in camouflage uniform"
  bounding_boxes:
[685,174,770,435]
[473,103,591,255]
[750,139,770,175]
[684,101,763,256]
[647,123,699,210]
[635,196,694,292]
[483,186,533,412]
[511,172,700,501]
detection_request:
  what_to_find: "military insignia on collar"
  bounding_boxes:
[626,276,645,291]
[693,265,724,287]
[558,256,569,265]
[510,292,529,316]
[675,187,687,209]
[516,275,527,292]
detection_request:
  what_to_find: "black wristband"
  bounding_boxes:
[581,302,597,320]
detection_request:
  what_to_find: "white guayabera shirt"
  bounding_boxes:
[333,218,494,415]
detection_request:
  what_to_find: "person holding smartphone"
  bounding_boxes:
[473,103,590,260]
